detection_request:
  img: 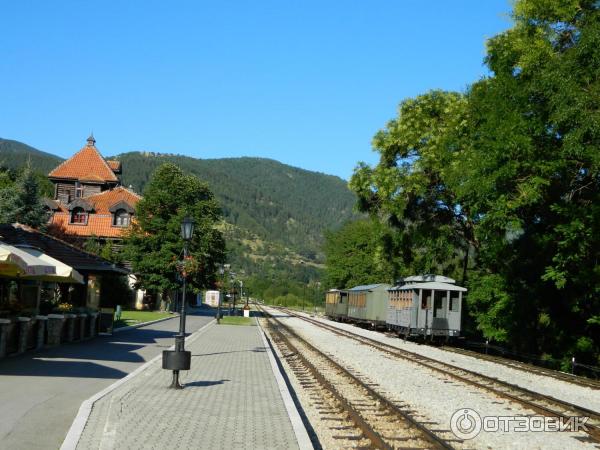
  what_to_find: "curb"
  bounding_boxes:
[113,314,178,333]
[60,319,216,450]
[257,319,314,450]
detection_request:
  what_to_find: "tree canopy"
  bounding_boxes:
[124,163,226,297]
[349,0,600,367]
[324,219,397,289]
[0,164,49,229]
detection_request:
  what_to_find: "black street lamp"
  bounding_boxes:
[217,264,229,324]
[162,216,194,389]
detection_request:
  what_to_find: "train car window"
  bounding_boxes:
[421,290,430,309]
[449,292,460,311]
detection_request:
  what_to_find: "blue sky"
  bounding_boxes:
[0,1,512,180]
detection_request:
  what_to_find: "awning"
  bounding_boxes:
[0,243,56,277]
[17,246,84,284]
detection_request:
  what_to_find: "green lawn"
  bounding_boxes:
[114,310,172,329]
[219,316,255,326]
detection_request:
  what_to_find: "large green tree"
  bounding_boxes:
[123,163,226,303]
[349,0,600,367]
[462,0,600,361]
[0,164,49,229]
[324,219,397,289]
[349,91,473,283]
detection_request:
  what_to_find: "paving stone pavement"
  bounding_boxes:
[76,320,301,450]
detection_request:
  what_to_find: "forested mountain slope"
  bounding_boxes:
[0,138,359,294]
[0,138,62,174]
[114,152,356,261]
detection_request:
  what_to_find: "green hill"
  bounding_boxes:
[0,138,359,297]
[0,138,62,174]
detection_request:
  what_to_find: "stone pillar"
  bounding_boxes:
[78,314,87,341]
[17,317,31,354]
[64,314,77,342]
[35,316,47,349]
[0,319,10,359]
[89,312,99,338]
[47,314,65,346]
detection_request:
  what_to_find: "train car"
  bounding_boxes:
[204,290,220,307]
[325,289,349,320]
[386,275,466,339]
[347,284,392,327]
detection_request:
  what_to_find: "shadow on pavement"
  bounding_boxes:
[0,359,129,379]
[192,346,266,357]
[0,314,211,379]
[184,379,230,388]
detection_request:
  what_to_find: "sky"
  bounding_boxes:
[0,1,512,180]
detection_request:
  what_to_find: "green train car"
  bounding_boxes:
[347,284,392,327]
[325,289,349,320]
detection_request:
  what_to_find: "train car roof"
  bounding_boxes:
[348,283,391,291]
[389,281,467,292]
[401,274,456,284]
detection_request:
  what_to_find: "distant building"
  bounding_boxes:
[46,135,140,242]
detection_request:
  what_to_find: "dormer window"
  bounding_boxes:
[113,209,130,227]
[71,207,88,224]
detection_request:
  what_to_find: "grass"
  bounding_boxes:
[114,310,172,329]
[219,316,255,326]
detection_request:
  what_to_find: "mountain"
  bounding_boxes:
[0,138,360,295]
[0,138,62,174]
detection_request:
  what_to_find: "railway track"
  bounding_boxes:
[260,307,459,449]
[276,307,600,444]
[440,345,600,390]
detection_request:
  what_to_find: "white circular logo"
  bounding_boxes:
[450,408,482,440]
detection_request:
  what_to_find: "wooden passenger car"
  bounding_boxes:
[387,275,466,339]
[347,284,392,327]
[325,289,349,320]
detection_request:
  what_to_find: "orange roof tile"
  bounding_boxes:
[49,213,130,238]
[47,187,141,239]
[48,140,119,182]
[85,186,141,214]
[106,160,121,171]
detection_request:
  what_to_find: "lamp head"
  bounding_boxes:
[181,216,195,241]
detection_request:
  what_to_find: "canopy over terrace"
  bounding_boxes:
[17,245,84,284]
[0,224,129,311]
[0,243,56,277]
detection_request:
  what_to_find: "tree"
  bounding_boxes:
[0,163,48,228]
[349,0,600,367]
[461,0,600,362]
[324,219,397,289]
[123,163,226,306]
[349,91,473,283]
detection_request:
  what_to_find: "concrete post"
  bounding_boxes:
[0,319,10,358]
[89,312,99,338]
[78,314,87,341]
[17,317,31,354]
[47,314,65,346]
[35,316,47,349]
[64,314,77,342]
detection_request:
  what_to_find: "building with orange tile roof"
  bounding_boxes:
[46,136,140,241]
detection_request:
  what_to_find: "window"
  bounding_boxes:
[70,207,88,224]
[113,209,130,227]
[449,293,460,312]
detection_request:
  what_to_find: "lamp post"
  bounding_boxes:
[217,264,230,324]
[162,216,194,389]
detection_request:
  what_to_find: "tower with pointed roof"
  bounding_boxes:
[46,136,140,241]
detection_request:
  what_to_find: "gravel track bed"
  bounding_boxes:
[267,308,596,450]
[300,310,600,412]
[260,317,366,450]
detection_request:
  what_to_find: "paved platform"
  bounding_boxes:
[68,319,310,450]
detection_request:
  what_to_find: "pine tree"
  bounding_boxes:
[0,163,49,229]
